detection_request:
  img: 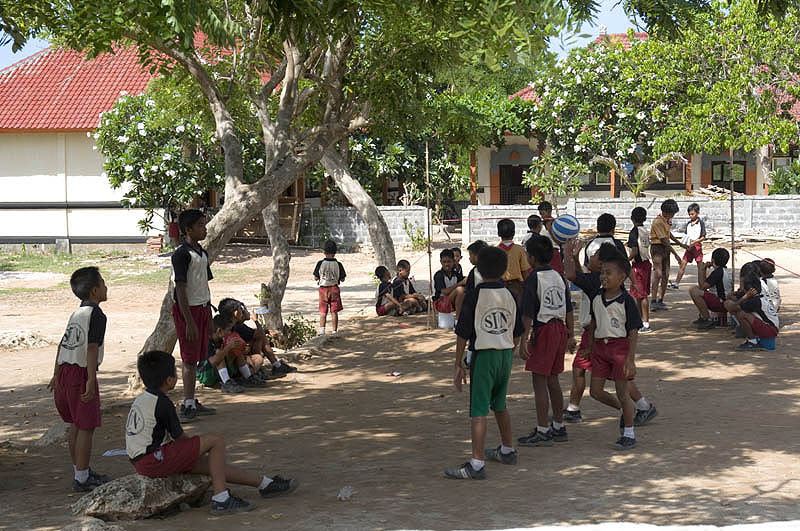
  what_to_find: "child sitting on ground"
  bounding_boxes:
[452,247,464,276]
[392,259,427,313]
[497,218,530,303]
[49,266,110,492]
[314,239,346,335]
[197,315,246,393]
[517,236,575,447]
[218,298,296,377]
[446,246,523,480]
[126,350,298,516]
[521,214,542,246]
[670,202,706,288]
[724,269,779,351]
[375,266,413,316]
[759,259,781,312]
[627,207,652,333]
[433,249,464,315]
[689,248,733,330]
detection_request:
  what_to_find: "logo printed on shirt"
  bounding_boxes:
[125,406,145,436]
[60,323,85,350]
[611,317,621,329]
[481,307,511,335]
[542,286,565,311]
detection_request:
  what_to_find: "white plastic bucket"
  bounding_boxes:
[438,312,455,329]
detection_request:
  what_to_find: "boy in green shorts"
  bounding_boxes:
[446,246,523,480]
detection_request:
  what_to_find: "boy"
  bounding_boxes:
[759,259,781,312]
[627,207,652,333]
[375,266,413,316]
[218,298,296,377]
[433,249,464,315]
[583,213,628,269]
[724,272,779,351]
[650,199,685,311]
[314,239,346,335]
[538,201,557,245]
[197,315,245,393]
[392,259,426,313]
[671,203,706,288]
[446,246,523,479]
[586,253,643,450]
[454,240,488,321]
[517,237,575,446]
[689,248,733,330]
[497,218,530,303]
[48,266,110,492]
[521,214,542,247]
[170,209,216,422]
[126,350,298,515]
[451,247,464,276]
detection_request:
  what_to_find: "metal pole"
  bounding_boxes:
[426,141,434,329]
[729,147,735,284]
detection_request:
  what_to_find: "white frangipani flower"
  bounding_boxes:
[176,125,186,133]
[636,112,646,120]
[124,165,133,172]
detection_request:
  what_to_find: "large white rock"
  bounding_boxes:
[36,421,71,447]
[72,474,211,521]
[63,517,125,531]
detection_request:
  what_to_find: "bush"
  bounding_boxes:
[769,161,800,194]
[269,314,316,350]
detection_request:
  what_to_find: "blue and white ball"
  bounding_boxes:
[551,214,581,243]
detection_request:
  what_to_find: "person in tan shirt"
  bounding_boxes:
[649,199,686,311]
[497,218,530,303]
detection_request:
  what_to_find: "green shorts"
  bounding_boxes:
[197,359,238,387]
[469,348,513,417]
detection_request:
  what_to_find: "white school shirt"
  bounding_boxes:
[57,304,105,367]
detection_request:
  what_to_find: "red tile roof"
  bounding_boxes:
[0,47,154,132]
[509,85,540,103]
[592,32,649,50]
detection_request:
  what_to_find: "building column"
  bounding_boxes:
[469,150,477,205]
[684,155,692,195]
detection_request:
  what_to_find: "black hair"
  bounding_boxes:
[218,297,242,320]
[476,246,507,279]
[138,350,176,389]
[451,247,461,256]
[631,207,647,225]
[439,249,454,260]
[741,272,762,293]
[527,214,542,231]
[758,259,775,276]
[213,314,232,331]
[497,218,515,240]
[660,198,679,215]
[70,266,103,300]
[525,234,554,264]
[597,242,624,263]
[323,239,337,254]
[596,213,616,233]
[375,266,389,279]
[397,259,411,270]
[178,209,205,233]
[739,261,761,281]
[711,248,729,267]
[688,202,700,214]
[538,201,553,213]
[467,240,488,254]
[604,255,632,277]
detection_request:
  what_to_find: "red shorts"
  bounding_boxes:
[550,249,564,274]
[172,303,211,365]
[319,285,343,313]
[591,337,630,381]
[683,243,703,263]
[376,304,388,316]
[572,329,593,371]
[525,320,568,375]
[702,291,726,313]
[750,316,778,339]
[132,436,201,477]
[54,364,101,430]
[434,296,455,314]
[631,261,652,299]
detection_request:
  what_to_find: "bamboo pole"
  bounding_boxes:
[426,141,434,329]
[729,147,735,284]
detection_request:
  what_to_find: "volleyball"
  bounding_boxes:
[551,214,581,243]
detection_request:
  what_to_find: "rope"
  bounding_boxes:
[738,248,800,279]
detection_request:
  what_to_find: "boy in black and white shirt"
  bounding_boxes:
[314,239,346,335]
[724,272,779,351]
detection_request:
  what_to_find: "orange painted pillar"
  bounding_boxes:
[469,150,478,205]
[490,171,500,204]
[745,167,756,195]
[610,169,616,198]
[684,156,692,195]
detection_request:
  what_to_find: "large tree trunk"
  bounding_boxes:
[261,198,291,332]
[321,148,396,271]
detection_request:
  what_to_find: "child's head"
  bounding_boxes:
[660,199,679,220]
[219,297,248,323]
[631,207,647,225]
[741,271,762,293]
[212,314,233,342]
[138,350,177,390]
[525,235,553,268]
[596,213,616,234]
[396,259,411,279]
[476,246,507,281]
[439,249,455,272]
[466,240,488,265]
[178,209,207,241]
[497,218,515,240]
[711,248,730,268]
[588,242,623,273]
[687,202,700,220]
[538,201,553,218]
[739,261,761,289]
[375,266,391,282]
[600,255,631,292]
[70,266,107,302]
[451,247,462,263]
[758,259,776,277]
[323,239,337,256]
[527,214,542,233]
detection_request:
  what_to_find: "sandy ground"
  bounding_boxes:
[1,241,800,530]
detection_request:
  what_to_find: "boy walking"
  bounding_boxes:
[496,218,530,303]
[446,246,523,479]
[649,199,684,310]
[49,266,110,491]
[314,239,346,335]
[671,203,706,288]
[126,350,298,515]
[627,207,652,333]
[171,209,216,423]
[517,236,575,446]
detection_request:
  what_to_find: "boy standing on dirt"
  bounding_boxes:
[314,239,346,335]
[649,199,685,311]
[627,207,652,333]
[48,266,110,491]
[446,246,523,480]
[171,209,216,423]
[497,218,530,303]
[671,203,706,289]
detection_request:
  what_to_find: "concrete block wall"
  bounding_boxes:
[300,206,429,248]
[462,195,800,246]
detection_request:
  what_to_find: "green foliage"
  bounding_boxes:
[272,314,316,350]
[403,217,430,251]
[768,161,800,195]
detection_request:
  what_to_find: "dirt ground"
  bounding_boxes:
[1,240,800,530]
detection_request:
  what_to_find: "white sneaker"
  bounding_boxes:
[639,325,652,334]
[317,327,325,336]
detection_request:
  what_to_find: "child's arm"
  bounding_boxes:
[47,347,60,392]
[565,310,576,353]
[519,315,533,360]
[661,236,682,260]
[625,328,638,379]
[338,262,346,284]
[562,239,582,281]
[81,344,99,402]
